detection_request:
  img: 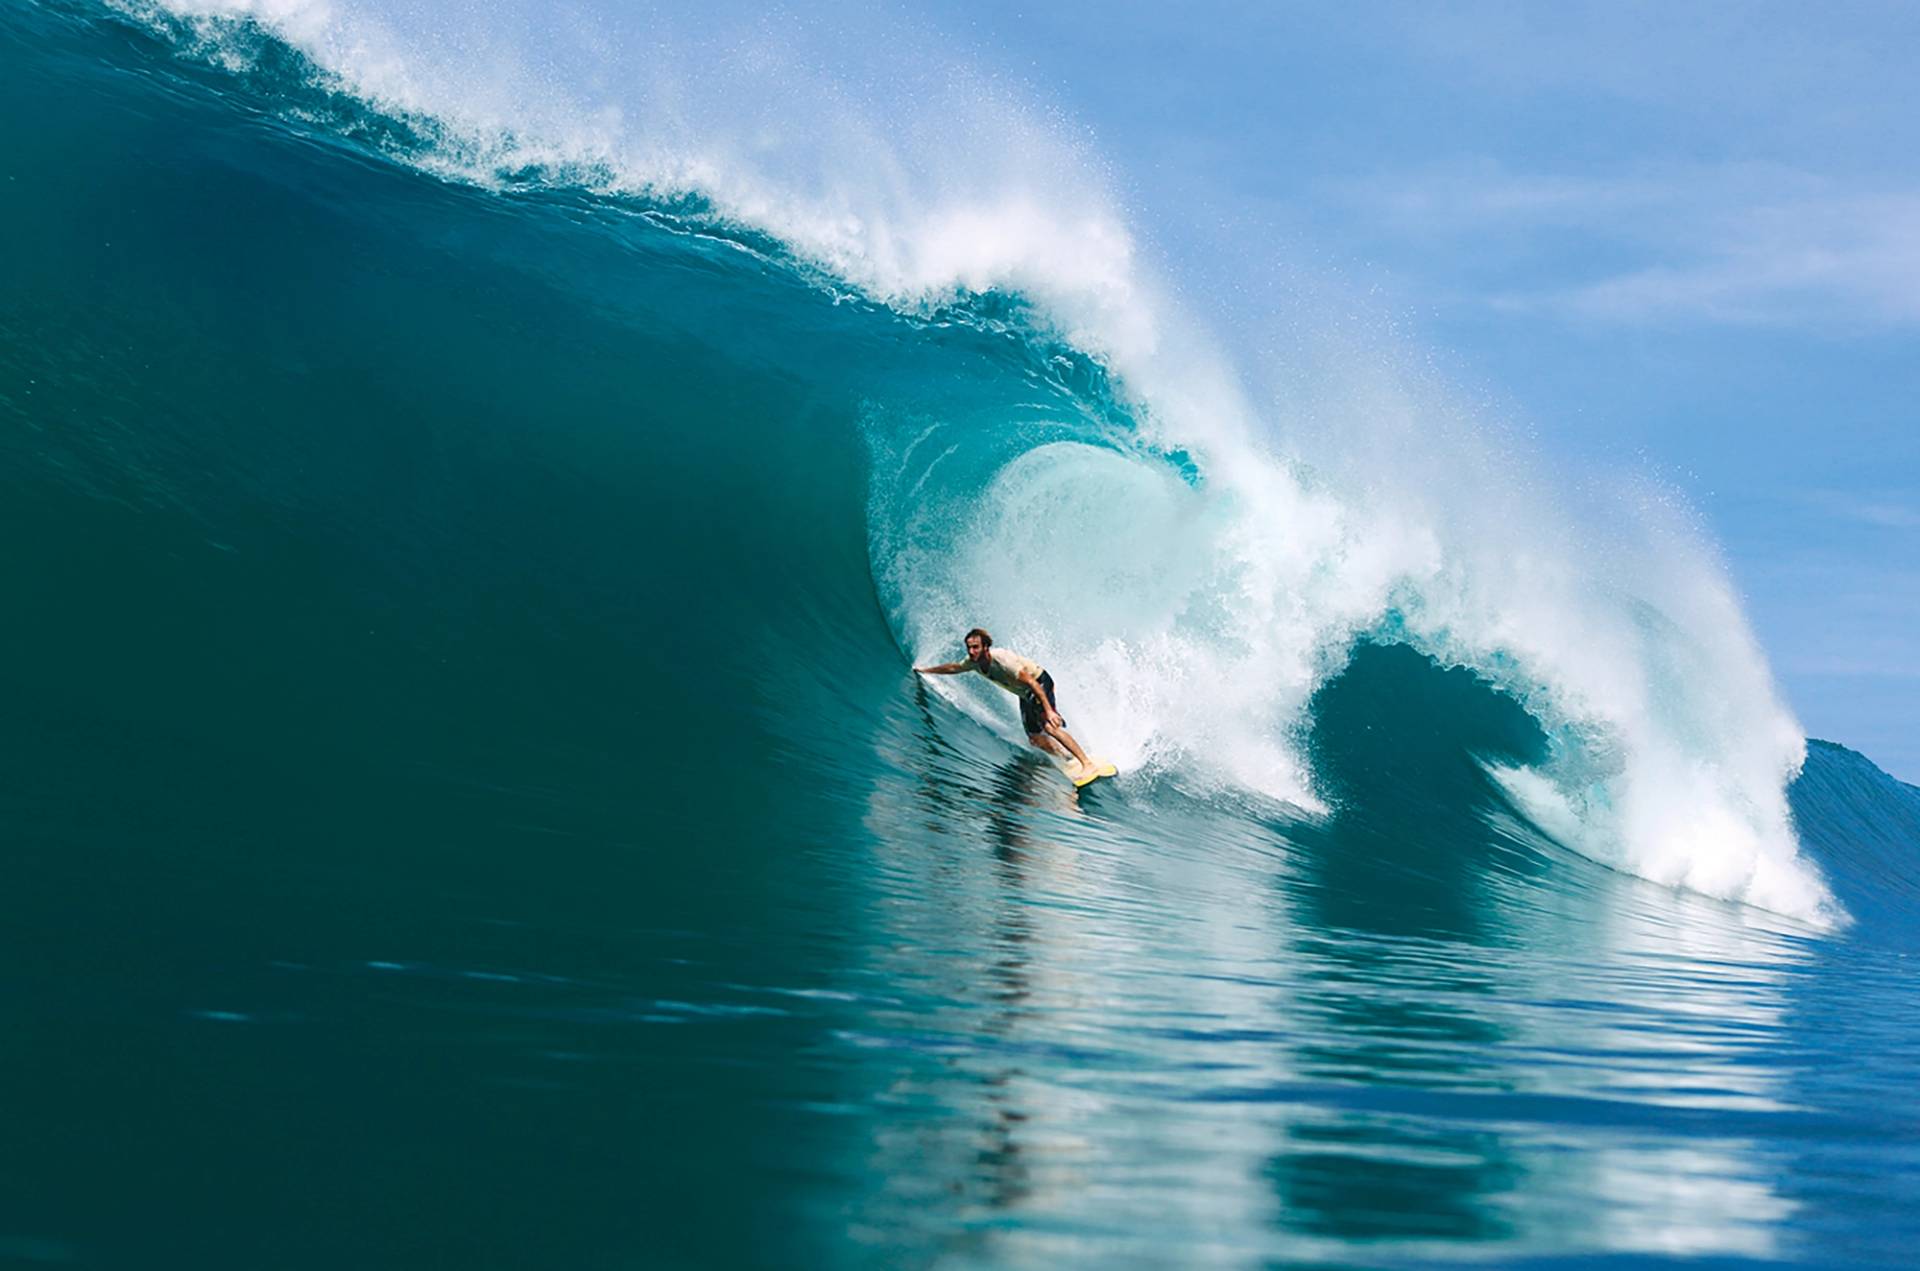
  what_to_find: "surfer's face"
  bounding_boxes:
[966,636,987,664]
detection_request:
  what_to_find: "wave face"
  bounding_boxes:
[58,0,1834,924]
[6,3,1920,1267]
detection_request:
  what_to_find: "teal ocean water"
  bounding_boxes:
[5,3,1919,1266]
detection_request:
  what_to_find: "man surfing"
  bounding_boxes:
[915,628,1115,784]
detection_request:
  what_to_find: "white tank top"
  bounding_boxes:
[976,648,1045,698]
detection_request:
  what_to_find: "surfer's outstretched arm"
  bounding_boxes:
[914,661,970,675]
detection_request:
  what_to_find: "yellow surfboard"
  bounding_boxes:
[1064,758,1118,788]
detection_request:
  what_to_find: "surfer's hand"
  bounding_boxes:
[1046,710,1064,729]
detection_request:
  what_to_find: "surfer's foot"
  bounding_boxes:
[1067,757,1115,788]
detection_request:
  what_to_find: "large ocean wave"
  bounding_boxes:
[3,0,1851,925]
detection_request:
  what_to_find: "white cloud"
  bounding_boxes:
[1801,489,1920,531]
[1327,160,1920,328]
[1542,195,1920,325]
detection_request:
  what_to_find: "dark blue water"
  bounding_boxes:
[4,3,1919,1266]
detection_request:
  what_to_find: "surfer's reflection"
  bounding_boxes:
[851,686,1091,1234]
[966,758,1054,1215]
[950,753,1098,1218]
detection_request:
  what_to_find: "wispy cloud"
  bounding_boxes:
[1538,195,1920,326]
[1800,489,1920,531]
[1325,160,1920,329]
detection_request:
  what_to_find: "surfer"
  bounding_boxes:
[915,628,1096,769]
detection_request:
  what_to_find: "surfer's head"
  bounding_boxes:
[965,628,992,664]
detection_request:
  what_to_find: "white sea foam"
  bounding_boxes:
[135,0,1840,925]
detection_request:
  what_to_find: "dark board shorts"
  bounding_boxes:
[1020,671,1060,735]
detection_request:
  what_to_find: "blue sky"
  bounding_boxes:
[931,1,1920,779]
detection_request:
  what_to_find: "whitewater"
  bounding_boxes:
[5,1,1919,1267]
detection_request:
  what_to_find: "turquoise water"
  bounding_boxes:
[4,3,1920,1266]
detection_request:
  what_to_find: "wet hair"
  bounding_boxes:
[964,627,992,649]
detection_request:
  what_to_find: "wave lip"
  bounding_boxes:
[117,0,1160,361]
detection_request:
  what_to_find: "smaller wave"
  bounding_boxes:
[1787,741,1920,936]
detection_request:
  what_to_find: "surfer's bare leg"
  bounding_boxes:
[1044,721,1092,767]
[1028,732,1071,760]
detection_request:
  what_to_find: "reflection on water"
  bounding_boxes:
[824,665,1815,1264]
